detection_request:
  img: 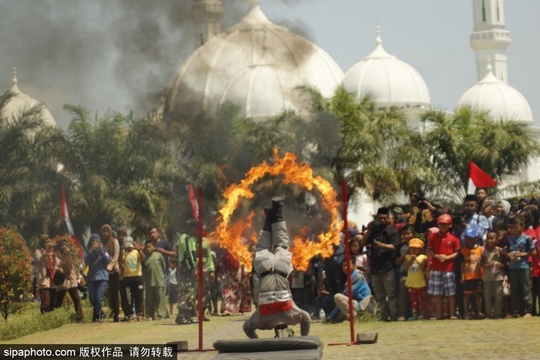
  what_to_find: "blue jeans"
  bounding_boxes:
[88,280,109,320]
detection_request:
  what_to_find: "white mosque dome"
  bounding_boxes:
[166,6,344,119]
[457,64,533,123]
[2,69,56,127]
[342,28,431,108]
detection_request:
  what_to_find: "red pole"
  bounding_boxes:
[341,179,355,345]
[197,186,204,351]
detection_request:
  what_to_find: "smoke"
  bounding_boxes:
[0,0,317,129]
[0,0,246,128]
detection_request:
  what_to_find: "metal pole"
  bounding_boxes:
[197,186,204,351]
[341,179,355,345]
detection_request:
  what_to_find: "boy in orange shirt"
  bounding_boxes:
[460,227,485,319]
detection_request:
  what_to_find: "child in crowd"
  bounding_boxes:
[350,234,370,285]
[404,238,427,320]
[460,227,485,319]
[168,258,179,318]
[426,214,460,320]
[122,236,145,321]
[143,239,167,320]
[482,230,505,318]
[497,228,512,317]
[395,225,415,320]
[533,231,540,316]
[504,214,534,318]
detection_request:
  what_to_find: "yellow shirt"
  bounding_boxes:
[405,254,427,289]
[123,248,143,277]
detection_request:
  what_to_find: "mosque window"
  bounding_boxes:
[482,0,486,22]
[497,0,500,21]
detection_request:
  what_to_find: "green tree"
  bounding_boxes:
[62,106,177,239]
[420,106,540,200]
[302,85,432,202]
[0,228,32,321]
[0,92,65,240]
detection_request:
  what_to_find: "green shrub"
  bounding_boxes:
[0,228,33,321]
[0,306,72,340]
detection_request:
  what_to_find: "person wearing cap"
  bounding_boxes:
[122,236,145,321]
[361,207,399,321]
[426,213,461,320]
[459,227,485,319]
[404,238,427,320]
[176,219,215,325]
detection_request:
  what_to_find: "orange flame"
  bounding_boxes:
[210,149,342,272]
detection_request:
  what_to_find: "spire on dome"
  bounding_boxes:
[10,67,21,94]
[375,25,382,45]
[247,0,260,9]
[366,26,393,59]
[485,55,493,73]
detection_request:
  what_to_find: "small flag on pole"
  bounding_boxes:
[61,185,84,257]
[467,161,497,195]
[61,185,75,235]
[188,183,199,219]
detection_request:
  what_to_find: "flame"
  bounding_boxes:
[210,149,342,272]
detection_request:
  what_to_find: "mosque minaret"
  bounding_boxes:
[191,0,223,46]
[470,0,511,82]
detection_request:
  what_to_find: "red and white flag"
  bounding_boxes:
[61,185,84,257]
[467,161,497,194]
[61,185,75,235]
[188,183,199,219]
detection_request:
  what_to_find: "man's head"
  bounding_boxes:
[148,226,160,241]
[342,256,356,273]
[463,194,478,216]
[187,219,199,235]
[376,207,390,228]
[117,228,128,241]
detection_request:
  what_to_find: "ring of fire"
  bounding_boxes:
[211,150,343,271]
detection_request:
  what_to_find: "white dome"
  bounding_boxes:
[2,69,56,127]
[342,29,431,108]
[457,65,533,123]
[166,6,344,118]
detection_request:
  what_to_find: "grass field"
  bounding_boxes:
[2,306,539,360]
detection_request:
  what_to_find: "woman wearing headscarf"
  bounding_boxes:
[85,234,111,322]
[494,200,512,230]
[53,238,84,321]
[36,235,56,313]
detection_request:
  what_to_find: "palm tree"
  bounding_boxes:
[420,106,540,201]
[63,105,177,239]
[0,92,64,240]
[302,85,433,203]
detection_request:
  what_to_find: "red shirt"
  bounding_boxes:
[428,231,460,272]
